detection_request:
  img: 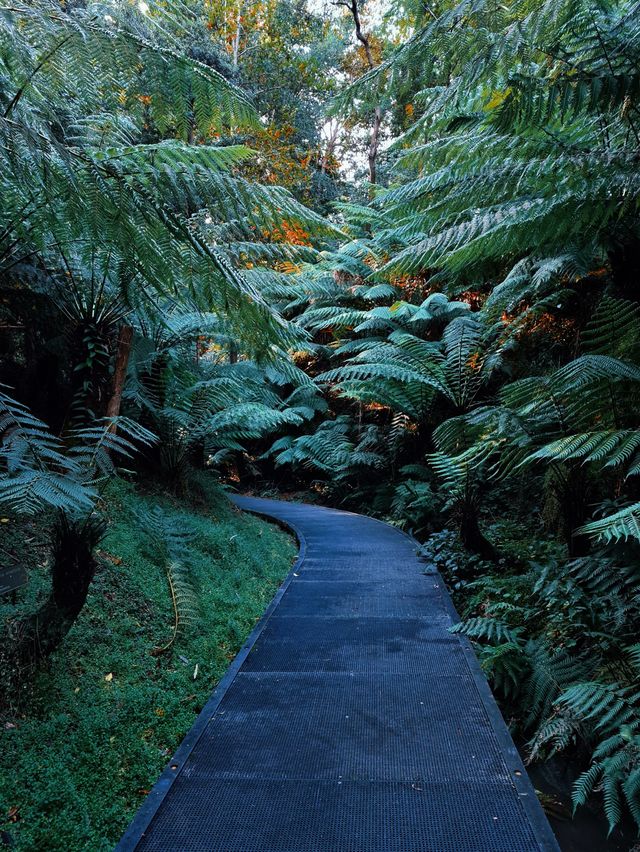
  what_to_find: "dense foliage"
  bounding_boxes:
[259,0,640,836]
[2,0,640,844]
[0,2,331,842]
[0,0,330,667]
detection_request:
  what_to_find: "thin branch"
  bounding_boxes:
[4,33,75,118]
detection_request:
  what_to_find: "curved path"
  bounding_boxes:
[117,496,560,852]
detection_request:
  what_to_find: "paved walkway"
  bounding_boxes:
[117,496,560,851]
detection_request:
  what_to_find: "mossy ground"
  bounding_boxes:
[0,477,296,851]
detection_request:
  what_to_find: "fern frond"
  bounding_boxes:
[579,502,640,544]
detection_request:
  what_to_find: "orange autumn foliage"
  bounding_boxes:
[240,124,314,197]
[262,220,312,246]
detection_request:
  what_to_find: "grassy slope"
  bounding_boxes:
[0,478,296,851]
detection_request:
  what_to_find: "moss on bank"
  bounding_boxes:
[0,478,296,851]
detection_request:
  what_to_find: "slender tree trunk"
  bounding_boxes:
[231,2,244,69]
[342,0,382,186]
[320,120,341,174]
[106,323,133,423]
[369,106,382,185]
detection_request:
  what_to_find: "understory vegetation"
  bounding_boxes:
[0,478,294,849]
[1,0,640,846]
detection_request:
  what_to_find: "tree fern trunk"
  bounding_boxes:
[544,464,591,557]
[106,323,134,422]
[459,502,498,561]
[609,236,640,301]
[8,515,104,676]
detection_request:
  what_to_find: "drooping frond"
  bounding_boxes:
[579,502,640,544]
[0,388,155,514]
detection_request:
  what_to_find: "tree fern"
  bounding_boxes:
[579,502,640,544]
[558,645,640,832]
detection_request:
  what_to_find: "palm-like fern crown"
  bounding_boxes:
[123,303,323,474]
[0,1,339,512]
[0,0,338,351]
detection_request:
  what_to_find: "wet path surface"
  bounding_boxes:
[117,496,559,851]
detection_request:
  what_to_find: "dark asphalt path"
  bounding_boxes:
[117,496,560,852]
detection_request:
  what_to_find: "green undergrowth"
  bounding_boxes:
[0,477,296,851]
[423,516,640,840]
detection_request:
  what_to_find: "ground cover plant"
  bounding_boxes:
[0,477,295,850]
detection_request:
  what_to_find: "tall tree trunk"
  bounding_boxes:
[231,2,244,69]
[320,120,341,174]
[368,106,382,185]
[342,0,382,185]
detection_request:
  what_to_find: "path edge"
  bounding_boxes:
[114,497,307,851]
[410,540,560,850]
[234,496,560,852]
[115,494,560,852]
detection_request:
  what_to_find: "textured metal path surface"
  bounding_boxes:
[117,496,560,852]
